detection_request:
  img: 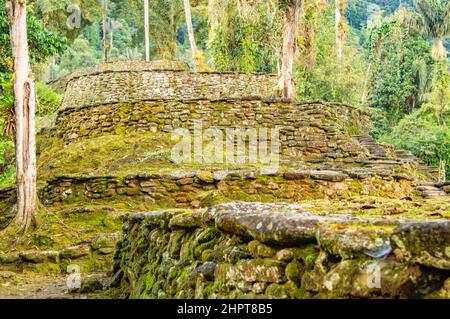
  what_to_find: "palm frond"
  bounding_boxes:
[414,0,450,38]
[396,6,427,35]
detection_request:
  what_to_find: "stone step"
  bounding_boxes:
[363,160,400,165]
[416,186,441,191]
[352,136,441,181]
[422,192,447,199]
[435,181,450,187]
[417,181,436,186]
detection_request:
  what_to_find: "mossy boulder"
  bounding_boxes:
[391,221,450,270]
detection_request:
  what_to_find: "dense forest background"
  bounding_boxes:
[0,0,449,187]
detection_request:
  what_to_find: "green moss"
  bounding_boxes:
[285,260,303,285]
[35,263,62,275]
[202,278,224,297]
[265,281,299,299]
[37,130,259,182]
[144,272,157,293]
[201,249,214,261]
[247,240,276,258]
[194,241,216,259]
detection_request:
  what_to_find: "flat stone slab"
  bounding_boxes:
[309,170,348,182]
[317,224,393,259]
[391,221,450,270]
[19,250,59,264]
[213,202,326,244]
[211,202,398,245]
[417,186,440,191]
[60,245,90,259]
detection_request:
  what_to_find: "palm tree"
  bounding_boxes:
[397,0,450,61]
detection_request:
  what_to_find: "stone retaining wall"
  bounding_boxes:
[110,202,450,299]
[60,64,278,112]
[50,100,368,160]
[39,168,413,207]
[0,187,15,229]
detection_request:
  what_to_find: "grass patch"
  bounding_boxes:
[37,131,264,181]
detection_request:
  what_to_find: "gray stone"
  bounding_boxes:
[213,202,346,245]
[197,262,217,281]
[19,250,59,264]
[391,221,450,270]
[317,224,393,259]
[91,232,122,250]
[310,170,348,182]
[60,244,90,259]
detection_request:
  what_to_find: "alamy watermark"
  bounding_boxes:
[66,264,81,290]
[66,4,81,30]
[171,121,281,174]
[366,262,381,289]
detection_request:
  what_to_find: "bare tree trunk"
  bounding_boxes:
[236,0,243,17]
[361,62,372,103]
[168,2,176,59]
[110,23,114,49]
[8,0,37,233]
[278,0,302,99]
[184,0,197,62]
[439,159,446,182]
[144,0,150,62]
[102,0,109,63]
[432,37,446,61]
[335,0,345,63]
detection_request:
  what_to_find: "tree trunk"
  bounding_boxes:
[278,0,302,99]
[144,0,150,62]
[102,0,109,63]
[335,0,344,63]
[432,37,446,61]
[361,62,372,103]
[168,2,176,59]
[110,23,114,49]
[184,0,197,62]
[439,159,446,182]
[8,0,37,233]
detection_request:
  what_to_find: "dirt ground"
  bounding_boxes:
[0,271,111,299]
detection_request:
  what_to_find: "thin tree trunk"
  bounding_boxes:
[102,0,109,63]
[184,0,197,62]
[361,62,372,103]
[278,0,302,99]
[168,2,176,59]
[144,0,150,62]
[8,0,37,233]
[110,24,113,49]
[439,159,446,182]
[236,0,243,17]
[335,0,344,63]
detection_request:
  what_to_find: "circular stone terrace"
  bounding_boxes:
[0,61,449,299]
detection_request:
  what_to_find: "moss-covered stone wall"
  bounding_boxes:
[39,168,414,207]
[111,202,450,299]
[0,187,15,229]
[49,100,368,161]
